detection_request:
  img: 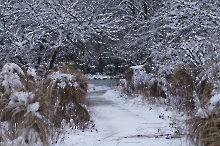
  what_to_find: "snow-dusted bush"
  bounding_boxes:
[0,90,53,145]
[0,63,25,93]
[122,64,167,99]
[186,94,220,146]
[0,63,53,145]
[45,62,89,129]
[164,64,196,115]
[186,109,220,146]
[121,63,219,116]
[0,63,89,145]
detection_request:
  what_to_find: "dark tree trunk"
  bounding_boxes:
[49,48,60,70]
[98,57,103,74]
[35,44,44,69]
[36,56,42,68]
[17,56,25,66]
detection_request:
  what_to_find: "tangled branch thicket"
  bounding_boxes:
[0,62,89,145]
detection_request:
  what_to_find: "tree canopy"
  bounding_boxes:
[0,0,219,75]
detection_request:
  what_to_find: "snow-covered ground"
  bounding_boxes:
[55,84,191,146]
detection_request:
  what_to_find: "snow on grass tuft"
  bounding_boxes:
[27,67,37,77]
[209,94,220,110]
[186,93,220,145]
[186,108,220,146]
[48,72,77,88]
[2,63,24,76]
[26,102,41,118]
[9,92,34,106]
[0,63,90,145]
[195,94,220,118]
[1,73,24,92]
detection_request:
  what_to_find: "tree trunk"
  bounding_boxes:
[35,44,44,69]
[49,48,60,70]
[17,56,25,65]
[98,57,103,74]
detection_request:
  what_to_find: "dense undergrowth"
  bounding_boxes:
[0,63,90,145]
[119,62,220,146]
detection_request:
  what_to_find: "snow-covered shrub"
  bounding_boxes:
[45,62,89,129]
[159,63,216,116]
[122,63,218,117]
[0,90,53,146]
[165,64,196,115]
[0,63,89,145]
[122,64,167,99]
[0,63,25,93]
[186,94,220,146]
[186,109,220,146]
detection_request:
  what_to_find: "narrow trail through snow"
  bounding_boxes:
[59,85,189,146]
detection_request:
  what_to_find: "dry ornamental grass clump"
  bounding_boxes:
[0,63,90,145]
[165,65,196,116]
[121,63,217,116]
[185,91,220,146]
[45,62,89,128]
[186,108,220,146]
[122,65,167,99]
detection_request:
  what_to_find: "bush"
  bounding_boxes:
[185,93,220,146]
[120,62,220,145]
[186,109,220,146]
[45,62,89,128]
[0,63,89,145]
[122,65,167,99]
[121,63,218,116]
[164,65,196,116]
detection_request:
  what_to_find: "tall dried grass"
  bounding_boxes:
[166,64,215,116]
[0,89,53,145]
[186,108,220,146]
[122,65,167,99]
[122,64,215,116]
[0,62,89,145]
[166,65,196,115]
[45,62,89,128]
[196,79,214,108]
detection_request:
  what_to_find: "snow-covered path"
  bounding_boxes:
[57,85,189,146]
